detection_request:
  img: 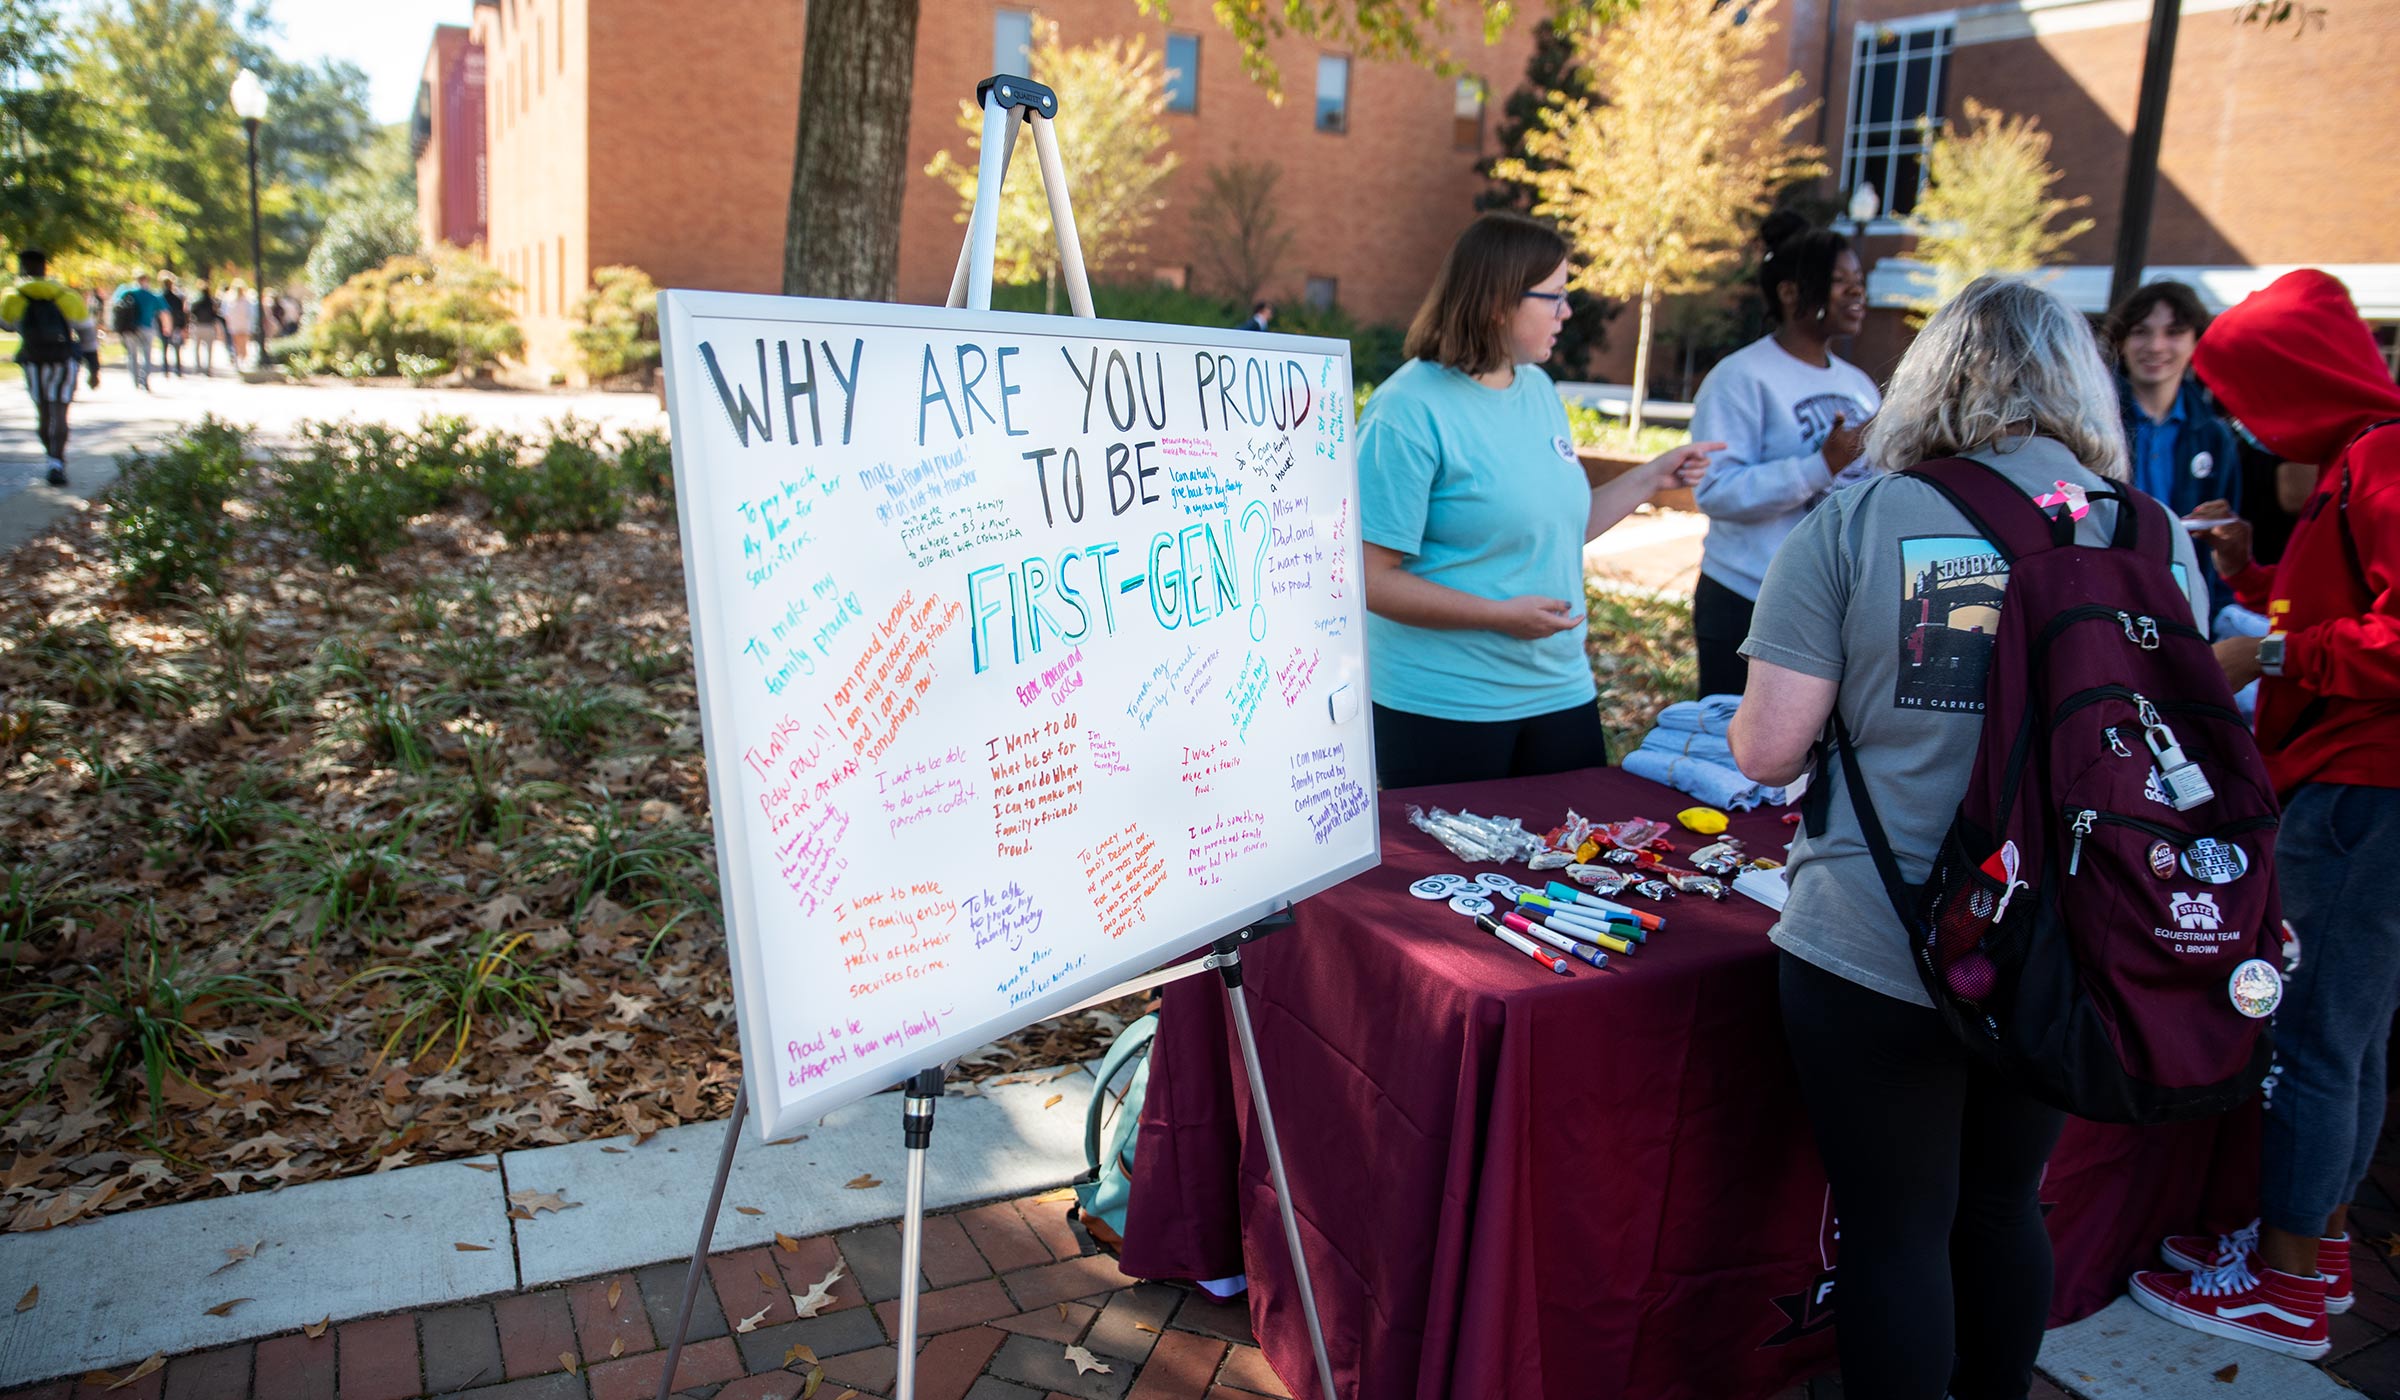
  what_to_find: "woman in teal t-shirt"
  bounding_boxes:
[1360,213,1718,789]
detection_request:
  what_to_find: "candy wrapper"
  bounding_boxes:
[1689,840,1748,877]
[1658,869,1728,900]
[1406,805,1543,864]
[1596,817,1671,854]
[1563,863,1634,896]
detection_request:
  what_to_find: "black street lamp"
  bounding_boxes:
[230,68,270,369]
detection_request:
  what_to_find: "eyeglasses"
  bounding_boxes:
[1521,290,1570,305]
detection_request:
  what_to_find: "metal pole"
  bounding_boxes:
[964,90,1013,312]
[653,1082,747,1400]
[244,116,266,369]
[1026,114,1094,319]
[947,106,1024,311]
[894,1067,943,1400]
[1215,940,1340,1400]
[2109,0,2181,310]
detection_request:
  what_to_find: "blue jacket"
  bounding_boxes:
[2116,373,2242,613]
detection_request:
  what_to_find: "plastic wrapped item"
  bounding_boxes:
[1689,840,1749,877]
[1527,848,1579,871]
[1564,863,1635,896]
[1537,811,1598,863]
[1658,869,1728,900]
[1595,817,1671,853]
[1406,805,1543,864]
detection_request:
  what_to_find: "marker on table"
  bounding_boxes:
[1546,881,1667,933]
[1516,906,1637,957]
[1472,913,1574,975]
[1501,912,1609,968]
[1517,892,1645,943]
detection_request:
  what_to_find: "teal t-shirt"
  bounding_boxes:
[1358,358,1597,722]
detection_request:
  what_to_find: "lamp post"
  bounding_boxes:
[229,69,269,370]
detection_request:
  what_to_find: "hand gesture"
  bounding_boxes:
[2184,499,2253,577]
[1641,442,1723,495]
[1491,595,1585,641]
[1821,413,1867,474]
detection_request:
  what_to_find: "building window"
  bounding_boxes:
[1453,76,1486,151]
[537,241,547,315]
[1165,32,1199,113]
[536,22,545,95]
[1315,54,1349,134]
[1304,276,1337,311]
[1841,16,1953,219]
[557,235,566,315]
[994,8,1032,75]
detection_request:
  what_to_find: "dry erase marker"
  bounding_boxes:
[1546,881,1666,932]
[1502,912,1609,968]
[1522,910,1637,957]
[1518,893,1644,942]
[1473,913,1573,975]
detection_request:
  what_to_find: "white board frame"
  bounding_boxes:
[658,290,1381,1141]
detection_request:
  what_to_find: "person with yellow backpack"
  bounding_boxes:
[1,249,98,486]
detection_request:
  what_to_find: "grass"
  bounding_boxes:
[1585,580,1698,759]
[349,925,555,1070]
[521,798,712,953]
[251,820,421,944]
[2,916,310,1122]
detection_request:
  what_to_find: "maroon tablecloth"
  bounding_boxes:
[1119,767,2261,1400]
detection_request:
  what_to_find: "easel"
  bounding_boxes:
[653,75,1342,1400]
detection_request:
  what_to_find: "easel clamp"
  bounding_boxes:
[976,73,1057,115]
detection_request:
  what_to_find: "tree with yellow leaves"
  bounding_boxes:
[924,20,1179,314]
[1494,0,1822,435]
[1905,99,2094,318]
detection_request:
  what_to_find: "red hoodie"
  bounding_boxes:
[2195,269,2400,796]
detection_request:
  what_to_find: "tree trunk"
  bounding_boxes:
[1629,280,1656,439]
[784,0,923,300]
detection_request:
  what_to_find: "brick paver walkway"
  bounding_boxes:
[22,1101,2400,1400]
[0,1189,1286,1400]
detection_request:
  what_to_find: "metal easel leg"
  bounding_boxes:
[892,1066,944,1400]
[1213,932,1341,1400]
[653,1080,747,1400]
[946,101,1024,311]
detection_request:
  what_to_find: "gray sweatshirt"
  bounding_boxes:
[1689,336,1882,600]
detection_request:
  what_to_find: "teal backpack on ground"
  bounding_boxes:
[1069,1012,1158,1253]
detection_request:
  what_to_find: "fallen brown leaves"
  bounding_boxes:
[0,457,1140,1232]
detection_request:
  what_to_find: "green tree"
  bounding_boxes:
[1477,21,1612,378]
[0,0,185,260]
[570,265,661,383]
[788,1,1625,301]
[924,19,1180,313]
[70,0,371,279]
[1494,0,1822,434]
[303,122,419,295]
[1904,99,2094,317]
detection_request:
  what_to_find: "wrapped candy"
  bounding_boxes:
[1595,817,1671,854]
[1689,840,1749,877]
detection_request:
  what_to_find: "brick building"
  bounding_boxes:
[415,0,2400,387]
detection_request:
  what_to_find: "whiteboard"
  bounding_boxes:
[658,291,1380,1139]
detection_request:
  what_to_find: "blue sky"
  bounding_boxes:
[264,0,462,124]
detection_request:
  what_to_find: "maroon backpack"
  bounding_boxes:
[1831,457,2280,1124]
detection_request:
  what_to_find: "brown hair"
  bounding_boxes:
[2103,280,2211,354]
[1403,213,1569,376]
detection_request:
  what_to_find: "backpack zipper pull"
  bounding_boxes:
[2106,726,2132,759]
[2138,616,2160,650]
[2069,809,2097,876]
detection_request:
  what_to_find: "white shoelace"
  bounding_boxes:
[2188,1253,2262,1298]
[2213,1219,2262,1263]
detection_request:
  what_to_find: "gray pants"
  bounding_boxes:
[2261,781,2400,1236]
[119,327,153,389]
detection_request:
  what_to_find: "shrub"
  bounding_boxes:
[100,417,251,601]
[618,427,673,499]
[303,190,422,298]
[312,250,523,380]
[269,421,424,571]
[482,416,623,542]
[351,924,553,1069]
[571,265,661,384]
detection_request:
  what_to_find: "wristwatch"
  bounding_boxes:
[2257,634,2286,677]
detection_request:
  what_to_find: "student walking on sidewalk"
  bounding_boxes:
[2130,269,2400,1361]
[1,249,98,485]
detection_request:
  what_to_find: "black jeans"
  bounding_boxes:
[1780,953,2066,1400]
[1693,572,1756,698]
[1371,701,1609,789]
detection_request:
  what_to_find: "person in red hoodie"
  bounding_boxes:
[2128,269,2400,1360]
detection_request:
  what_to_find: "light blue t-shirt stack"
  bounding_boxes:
[1358,358,1596,722]
[1621,695,1799,811]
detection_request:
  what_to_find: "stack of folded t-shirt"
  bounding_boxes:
[1619,695,1798,811]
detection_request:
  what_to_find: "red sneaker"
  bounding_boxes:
[2130,1258,2330,1359]
[2157,1220,2353,1314]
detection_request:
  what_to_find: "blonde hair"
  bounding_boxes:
[1864,276,2129,481]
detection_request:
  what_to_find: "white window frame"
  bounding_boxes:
[1840,12,1956,229]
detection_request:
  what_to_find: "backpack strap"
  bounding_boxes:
[1906,455,2166,563]
[1081,1013,1159,1177]
[1827,711,1921,938]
